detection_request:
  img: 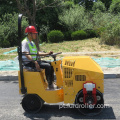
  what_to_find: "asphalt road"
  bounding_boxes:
[0,78,120,120]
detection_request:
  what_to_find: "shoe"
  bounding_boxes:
[48,84,54,90]
[53,82,57,88]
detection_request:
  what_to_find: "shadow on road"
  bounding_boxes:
[0,76,18,81]
[3,80,18,84]
[24,104,116,120]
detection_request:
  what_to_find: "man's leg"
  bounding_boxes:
[41,60,54,82]
[38,61,53,86]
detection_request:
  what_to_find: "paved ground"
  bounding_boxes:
[0,78,120,120]
[0,66,120,119]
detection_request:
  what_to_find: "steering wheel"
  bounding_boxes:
[46,52,62,61]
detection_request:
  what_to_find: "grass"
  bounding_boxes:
[0,55,17,61]
[0,47,16,54]
[0,47,17,60]
[40,38,120,53]
[1,38,120,61]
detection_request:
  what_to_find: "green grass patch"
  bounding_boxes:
[40,38,120,53]
[0,47,17,54]
[1,38,120,61]
[0,55,17,61]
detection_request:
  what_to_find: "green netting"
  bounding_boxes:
[93,57,120,68]
[0,57,120,71]
[0,60,19,71]
[3,48,17,54]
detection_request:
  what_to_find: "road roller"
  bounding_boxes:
[18,14,104,116]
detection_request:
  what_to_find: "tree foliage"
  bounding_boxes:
[92,1,106,12]
[0,13,28,48]
[74,0,94,10]
[0,0,120,47]
[100,0,112,10]
[15,0,62,27]
[0,0,18,18]
[101,15,120,45]
[59,6,93,31]
[15,0,62,48]
[109,0,120,14]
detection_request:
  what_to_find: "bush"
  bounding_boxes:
[63,31,73,41]
[100,18,120,45]
[95,27,106,37]
[0,13,28,48]
[71,30,87,40]
[85,29,97,38]
[47,30,64,43]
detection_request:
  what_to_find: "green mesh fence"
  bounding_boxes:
[93,57,120,68]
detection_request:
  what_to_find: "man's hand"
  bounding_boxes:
[49,51,53,55]
[34,61,41,71]
[38,51,53,56]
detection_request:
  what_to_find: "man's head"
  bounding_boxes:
[25,26,38,41]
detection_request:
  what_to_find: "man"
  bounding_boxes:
[22,26,54,89]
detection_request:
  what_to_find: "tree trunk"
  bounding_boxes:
[16,0,61,52]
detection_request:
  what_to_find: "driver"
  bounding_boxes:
[22,26,54,89]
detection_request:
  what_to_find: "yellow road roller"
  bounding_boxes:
[18,14,104,116]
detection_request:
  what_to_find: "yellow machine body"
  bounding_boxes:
[62,56,104,103]
[18,56,104,104]
[18,60,64,103]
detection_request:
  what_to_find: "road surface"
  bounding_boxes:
[0,78,120,120]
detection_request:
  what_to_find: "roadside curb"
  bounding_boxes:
[0,76,18,81]
[0,73,120,81]
[104,74,120,79]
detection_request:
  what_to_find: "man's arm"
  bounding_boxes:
[23,52,35,62]
[38,51,53,56]
[24,52,41,71]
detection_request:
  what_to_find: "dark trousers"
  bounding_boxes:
[24,61,54,85]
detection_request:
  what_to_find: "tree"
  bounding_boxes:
[109,0,120,14]
[59,6,93,31]
[92,1,106,12]
[16,0,62,50]
[74,0,94,10]
[0,0,18,18]
[100,0,112,10]
[0,13,28,47]
[16,0,62,27]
